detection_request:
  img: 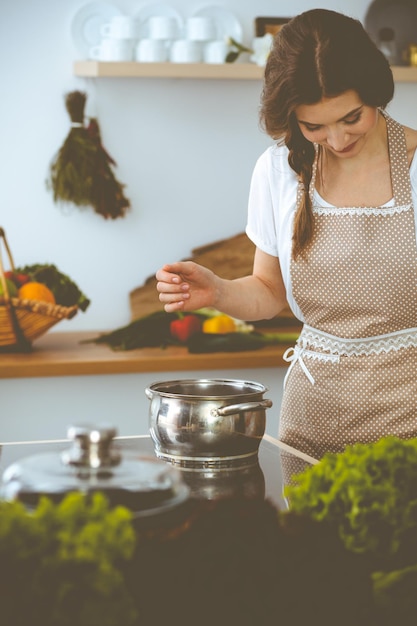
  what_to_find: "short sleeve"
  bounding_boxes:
[245,145,298,261]
[245,144,304,322]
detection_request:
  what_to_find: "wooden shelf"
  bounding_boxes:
[0,329,300,379]
[390,65,417,82]
[73,61,417,82]
[73,61,264,79]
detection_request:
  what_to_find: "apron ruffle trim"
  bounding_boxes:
[283,325,417,387]
[312,203,412,217]
[300,324,417,357]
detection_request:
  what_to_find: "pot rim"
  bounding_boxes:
[146,378,268,400]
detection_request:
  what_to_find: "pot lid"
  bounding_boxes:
[0,424,190,517]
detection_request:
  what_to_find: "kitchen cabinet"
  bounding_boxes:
[73,61,417,82]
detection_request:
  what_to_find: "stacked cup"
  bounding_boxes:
[89,15,137,61]
[135,16,179,62]
[103,12,234,65]
[169,16,229,63]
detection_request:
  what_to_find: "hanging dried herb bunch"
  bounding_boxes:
[47,90,130,219]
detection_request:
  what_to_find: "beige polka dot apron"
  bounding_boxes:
[279,111,417,484]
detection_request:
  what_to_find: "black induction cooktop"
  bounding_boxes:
[0,434,315,512]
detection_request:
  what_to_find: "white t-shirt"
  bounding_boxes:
[245,143,417,322]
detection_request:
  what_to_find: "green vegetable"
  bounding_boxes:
[259,331,301,343]
[188,330,300,353]
[188,331,266,353]
[82,310,181,350]
[16,263,90,311]
[372,564,417,624]
[285,436,417,571]
[85,310,300,352]
[0,490,377,625]
[0,492,137,626]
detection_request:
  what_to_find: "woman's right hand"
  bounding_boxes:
[156,261,217,313]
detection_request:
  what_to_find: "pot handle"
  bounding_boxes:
[212,399,272,416]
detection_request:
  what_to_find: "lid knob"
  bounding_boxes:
[61,424,121,469]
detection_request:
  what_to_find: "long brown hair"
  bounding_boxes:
[259,9,394,259]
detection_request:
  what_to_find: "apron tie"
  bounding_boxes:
[283,345,315,387]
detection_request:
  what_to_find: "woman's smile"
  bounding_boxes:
[295,91,380,159]
[332,139,359,154]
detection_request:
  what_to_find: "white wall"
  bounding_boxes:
[0,367,286,442]
[1,1,416,442]
[1,0,388,334]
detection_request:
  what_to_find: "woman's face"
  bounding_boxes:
[295,90,379,158]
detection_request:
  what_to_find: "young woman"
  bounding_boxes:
[156,9,417,481]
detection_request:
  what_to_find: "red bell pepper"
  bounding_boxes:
[170,314,202,343]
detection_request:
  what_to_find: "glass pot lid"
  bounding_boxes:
[0,424,190,517]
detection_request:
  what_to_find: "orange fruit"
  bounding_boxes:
[18,281,56,304]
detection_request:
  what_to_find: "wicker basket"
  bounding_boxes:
[0,227,78,352]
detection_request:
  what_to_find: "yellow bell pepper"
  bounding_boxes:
[202,314,236,334]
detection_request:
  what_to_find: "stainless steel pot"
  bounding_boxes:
[145,378,272,467]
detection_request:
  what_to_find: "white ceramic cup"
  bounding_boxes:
[203,40,230,64]
[100,15,137,40]
[89,38,134,61]
[148,16,179,40]
[135,39,169,62]
[185,16,217,41]
[170,39,202,63]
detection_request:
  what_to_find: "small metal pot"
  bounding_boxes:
[145,378,272,467]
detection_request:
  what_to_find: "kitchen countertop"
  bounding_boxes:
[0,328,300,379]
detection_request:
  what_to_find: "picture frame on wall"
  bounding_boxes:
[255,17,290,37]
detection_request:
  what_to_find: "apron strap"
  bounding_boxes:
[382,109,413,207]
